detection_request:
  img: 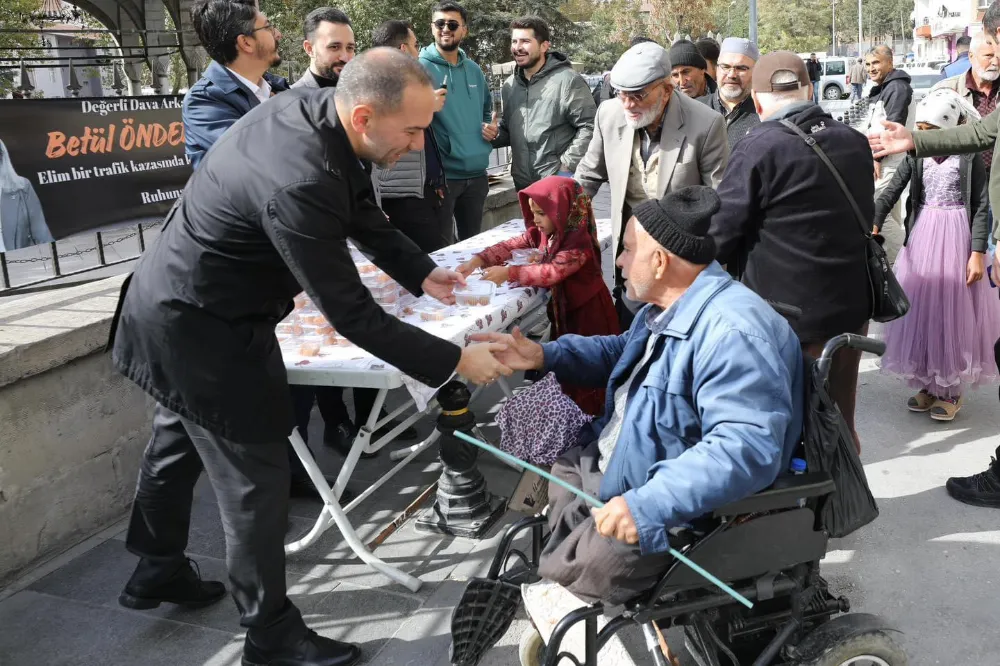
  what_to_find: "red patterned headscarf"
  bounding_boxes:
[517,176,601,263]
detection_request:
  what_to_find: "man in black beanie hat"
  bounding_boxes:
[473,185,804,605]
[669,39,716,98]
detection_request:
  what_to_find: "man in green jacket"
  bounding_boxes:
[870,8,1000,512]
[419,1,495,240]
[492,16,597,191]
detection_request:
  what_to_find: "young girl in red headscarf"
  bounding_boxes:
[456,176,620,415]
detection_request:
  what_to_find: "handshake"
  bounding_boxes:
[456,327,545,385]
[418,267,544,386]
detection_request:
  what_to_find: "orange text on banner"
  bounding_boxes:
[45,119,185,159]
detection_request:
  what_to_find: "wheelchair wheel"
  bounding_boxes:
[800,630,907,666]
[518,627,545,666]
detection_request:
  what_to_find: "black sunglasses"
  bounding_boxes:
[433,19,462,31]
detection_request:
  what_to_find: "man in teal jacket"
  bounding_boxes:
[419,1,495,240]
[477,186,804,604]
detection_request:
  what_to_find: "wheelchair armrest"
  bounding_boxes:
[712,472,836,517]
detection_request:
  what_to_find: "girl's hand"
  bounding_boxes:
[482,265,510,285]
[967,252,986,286]
[456,256,485,277]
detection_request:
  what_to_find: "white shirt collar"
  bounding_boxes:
[226,67,271,104]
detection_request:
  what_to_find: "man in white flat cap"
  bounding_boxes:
[699,37,761,148]
[574,41,729,328]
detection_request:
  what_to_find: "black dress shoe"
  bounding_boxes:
[119,558,226,610]
[324,423,378,459]
[242,629,361,666]
[290,475,355,505]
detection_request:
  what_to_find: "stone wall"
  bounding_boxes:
[0,278,153,587]
[482,177,520,232]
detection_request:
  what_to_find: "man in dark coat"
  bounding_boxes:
[290,7,356,90]
[806,53,822,103]
[709,51,872,454]
[111,49,510,666]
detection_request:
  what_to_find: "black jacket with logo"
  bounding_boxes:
[110,89,461,443]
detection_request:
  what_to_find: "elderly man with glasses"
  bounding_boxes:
[574,41,729,328]
[698,37,761,148]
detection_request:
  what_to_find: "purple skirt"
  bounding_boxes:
[880,204,1000,398]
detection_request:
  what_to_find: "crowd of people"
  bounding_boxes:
[99,0,1000,663]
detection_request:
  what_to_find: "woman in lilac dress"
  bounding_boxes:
[873,88,1000,421]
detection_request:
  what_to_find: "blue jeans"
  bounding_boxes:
[812,82,820,102]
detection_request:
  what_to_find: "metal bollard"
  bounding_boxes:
[415,381,507,538]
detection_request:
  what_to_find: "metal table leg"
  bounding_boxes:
[283,428,423,592]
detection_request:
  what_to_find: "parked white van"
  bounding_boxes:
[818,57,851,100]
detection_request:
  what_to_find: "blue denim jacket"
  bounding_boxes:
[542,262,804,555]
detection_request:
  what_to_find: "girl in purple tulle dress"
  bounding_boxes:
[873,88,1000,421]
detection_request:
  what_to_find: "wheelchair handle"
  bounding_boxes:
[766,300,802,322]
[821,332,886,359]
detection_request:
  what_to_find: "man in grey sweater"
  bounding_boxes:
[372,19,452,251]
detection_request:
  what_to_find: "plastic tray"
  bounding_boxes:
[510,248,542,266]
[414,301,450,321]
[455,280,496,306]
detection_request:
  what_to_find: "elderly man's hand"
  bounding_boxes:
[591,497,639,545]
[469,326,543,371]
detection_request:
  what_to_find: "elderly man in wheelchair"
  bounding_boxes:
[451,187,906,666]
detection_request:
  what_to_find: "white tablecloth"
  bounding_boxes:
[282,218,612,408]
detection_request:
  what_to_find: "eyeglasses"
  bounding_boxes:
[433,19,462,32]
[250,23,276,36]
[616,86,657,104]
[718,63,752,75]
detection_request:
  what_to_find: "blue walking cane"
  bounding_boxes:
[453,430,754,609]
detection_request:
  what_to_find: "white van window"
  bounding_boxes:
[825,60,846,76]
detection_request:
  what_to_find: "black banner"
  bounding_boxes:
[0,96,191,251]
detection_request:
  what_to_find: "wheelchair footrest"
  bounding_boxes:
[522,581,637,666]
[449,578,522,666]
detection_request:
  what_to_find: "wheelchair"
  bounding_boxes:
[449,332,907,666]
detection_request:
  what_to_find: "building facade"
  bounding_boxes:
[913,0,989,64]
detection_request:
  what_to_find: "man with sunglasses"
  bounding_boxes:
[698,37,761,148]
[574,41,729,328]
[419,1,495,240]
[183,0,287,168]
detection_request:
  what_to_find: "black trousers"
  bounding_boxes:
[381,187,454,252]
[444,175,490,241]
[126,403,304,642]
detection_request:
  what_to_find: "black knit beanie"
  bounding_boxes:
[668,40,708,70]
[632,186,719,264]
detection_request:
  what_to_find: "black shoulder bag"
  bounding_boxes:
[780,119,910,323]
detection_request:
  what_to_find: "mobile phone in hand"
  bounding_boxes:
[441,74,448,90]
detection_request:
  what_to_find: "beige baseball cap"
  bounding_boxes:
[751,51,811,92]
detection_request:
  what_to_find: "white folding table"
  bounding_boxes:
[281,219,612,592]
